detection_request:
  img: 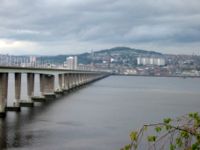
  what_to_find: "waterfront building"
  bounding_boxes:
[137,57,165,66]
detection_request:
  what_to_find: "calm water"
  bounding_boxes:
[1,76,200,150]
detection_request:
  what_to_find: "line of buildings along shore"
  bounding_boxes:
[0,54,79,70]
[137,57,165,66]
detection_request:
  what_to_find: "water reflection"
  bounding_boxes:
[0,118,7,149]
[0,99,57,149]
[0,83,80,150]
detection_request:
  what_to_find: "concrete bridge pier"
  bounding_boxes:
[82,74,86,85]
[6,73,22,112]
[79,73,84,86]
[74,74,79,87]
[70,73,75,89]
[20,73,35,107]
[58,74,63,90]
[32,74,45,102]
[55,74,65,95]
[13,73,21,111]
[80,74,85,86]
[70,73,75,90]
[39,74,45,96]
[86,74,90,83]
[72,73,77,89]
[68,73,73,90]
[78,74,82,86]
[64,73,70,91]
[43,74,56,99]
[0,73,8,117]
[82,74,86,84]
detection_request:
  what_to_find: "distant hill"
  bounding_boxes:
[94,47,162,55]
[35,47,163,65]
[78,47,163,64]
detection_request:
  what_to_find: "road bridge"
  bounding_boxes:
[0,66,110,117]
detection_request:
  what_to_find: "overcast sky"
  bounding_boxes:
[0,0,200,55]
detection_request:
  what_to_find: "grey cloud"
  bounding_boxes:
[0,0,200,55]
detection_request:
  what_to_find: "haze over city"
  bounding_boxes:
[0,0,200,55]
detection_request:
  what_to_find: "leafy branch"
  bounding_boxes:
[121,112,200,150]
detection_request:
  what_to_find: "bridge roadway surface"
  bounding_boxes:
[0,65,103,74]
[0,66,110,118]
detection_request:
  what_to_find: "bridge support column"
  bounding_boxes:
[44,75,56,99]
[78,74,82,86]
[13,73,21,111]
[72,74,76,89]
[40,74,45,96]
[69,73,76,90]
[55,74,65,95]
[77,74,80,86]
[84,74,87,84]
[68,73,72,90]
[81,74,85,85]
[41,74,55,95]
[48,75,55,93]
[32,74,46,102]
[64,74,69,91]
[85,74,89,83]
[58,74,63,90]
[27,73,35,100]
[75,74,79,87]
[77,74,81,86]
[74,74,79,87]
[70,73,74,89]
[20,73,35,107]
[0,73,8,117]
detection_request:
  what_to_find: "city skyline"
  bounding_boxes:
[0,0,200,55]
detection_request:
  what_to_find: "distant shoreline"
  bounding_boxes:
[113,74,200,78]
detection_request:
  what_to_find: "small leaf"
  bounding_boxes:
[130,131,138,141]
[192,143,200,150]
[147,135,157,142]
[189,113,194,118]
[124,144,131,150]
[180,131,189,139]
[170,144,176,150]
[193,112,199,119]
[163,118,172,124]
[155,126,162,133]
[165,125,172,130]
[196,134,200,144]
[176,137,183,148]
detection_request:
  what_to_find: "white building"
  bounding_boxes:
[64,56,78,70]
[137,57,165,66]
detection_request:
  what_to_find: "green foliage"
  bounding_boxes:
[147,135,157,142]
[121,144,131,150]
[130,131,138,141]
[192,142,200,150]
[170,144,176,150]
[163,118,172,124]
[175,137,183,147]
[180,131,189,139]
[122,112,200,150]
[155,126,162,133]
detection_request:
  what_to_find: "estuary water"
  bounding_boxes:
[1,76,200,150]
